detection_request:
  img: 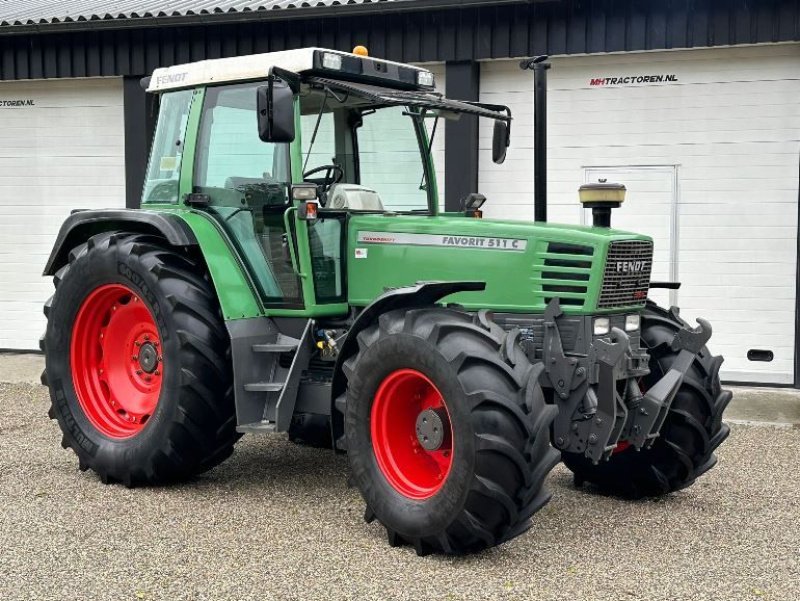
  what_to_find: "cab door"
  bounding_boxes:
[193,82,304,308]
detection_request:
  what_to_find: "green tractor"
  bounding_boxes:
[41,47,731,555]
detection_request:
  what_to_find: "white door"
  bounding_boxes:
[583,165,678,308]
[0,78,125,350]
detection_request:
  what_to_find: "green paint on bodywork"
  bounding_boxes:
[139,82,651,322]
[179,88,205,200]
[145,206,263,320]
[346,214,651,315]
[289,99,304,183]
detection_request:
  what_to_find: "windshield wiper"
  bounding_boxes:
[303,85,348,174]
[303,89,330,174]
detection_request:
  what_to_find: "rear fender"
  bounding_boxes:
[43,208,262,321]
[43,209,197,275]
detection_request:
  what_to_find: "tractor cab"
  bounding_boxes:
[141,47,510,315]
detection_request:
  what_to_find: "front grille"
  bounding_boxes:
[598,240,653,308]
[541,242,593,307]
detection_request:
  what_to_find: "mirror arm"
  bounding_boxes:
[268,66,301,93]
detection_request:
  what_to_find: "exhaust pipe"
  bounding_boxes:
[520,55,550,223]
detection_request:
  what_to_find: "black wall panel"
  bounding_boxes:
[0,1,797,80]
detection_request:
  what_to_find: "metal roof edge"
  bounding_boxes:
[0,0,560,36]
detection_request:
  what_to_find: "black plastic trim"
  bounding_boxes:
[335,281,486,382]
[2,2,797,80]
[43,209,198,275]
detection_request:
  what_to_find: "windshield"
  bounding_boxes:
[299,84,437,213]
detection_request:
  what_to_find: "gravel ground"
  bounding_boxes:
[1,383,798,601]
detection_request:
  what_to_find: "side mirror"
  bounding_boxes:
[492,119,510,164]
[257,80,295,143]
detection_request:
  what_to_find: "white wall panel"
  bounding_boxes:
[479,44,800,384]
[0,77,125,350]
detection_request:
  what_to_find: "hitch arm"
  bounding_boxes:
[630,318,713,449]
[585,328,630,463]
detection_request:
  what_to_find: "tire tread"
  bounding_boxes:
[42,232,239,486]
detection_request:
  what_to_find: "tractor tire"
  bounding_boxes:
[288,413,333,449]
[343,307,560,555]
[41,232,239,486]
[562,301,732,498]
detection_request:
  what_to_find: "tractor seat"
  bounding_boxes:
[225,176,287,208]
[326,184,384,211]
[226,176,266,189]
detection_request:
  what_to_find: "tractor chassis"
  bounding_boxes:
[223,281,713,468]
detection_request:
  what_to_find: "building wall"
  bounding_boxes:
[478,44,800,383]
[0,77,126,349]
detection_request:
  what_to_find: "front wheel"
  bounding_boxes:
[562,301,733,498]
[42,232,239,486]
[343,308,559,555]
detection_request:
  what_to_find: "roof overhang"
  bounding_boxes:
[147,48,434,93]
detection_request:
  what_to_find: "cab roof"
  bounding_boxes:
[147,47,434,93]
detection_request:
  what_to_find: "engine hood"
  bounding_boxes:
[345,213,652,314]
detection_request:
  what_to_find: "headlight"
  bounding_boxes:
[322,52,343,70]
[417,70,435,88]
[625,314,641,332]
[593,317,610,336]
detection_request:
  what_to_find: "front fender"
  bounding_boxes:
[329,280,485,449]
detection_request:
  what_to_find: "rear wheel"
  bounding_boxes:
[343,308,559,555]
[42,232,239,486]
[562,301,732,498]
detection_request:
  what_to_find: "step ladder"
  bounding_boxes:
[234,320,313,435]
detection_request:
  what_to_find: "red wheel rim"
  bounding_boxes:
[70,284,163,439]
[370,369,454,500]
[612,440,631,454]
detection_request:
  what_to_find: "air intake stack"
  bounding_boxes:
[579,180,627,228]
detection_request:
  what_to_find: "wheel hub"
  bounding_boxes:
[137,342,158,373]
[415,408,449,451]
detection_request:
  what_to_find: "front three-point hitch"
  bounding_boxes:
[545,299,713,464]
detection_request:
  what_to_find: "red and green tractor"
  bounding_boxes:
[41,48,731,555]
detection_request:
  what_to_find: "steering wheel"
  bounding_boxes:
[303,164,344,205]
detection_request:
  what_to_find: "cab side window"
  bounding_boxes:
[300,111,337,176]
[142,89,193,204]
[195,83,290,208]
